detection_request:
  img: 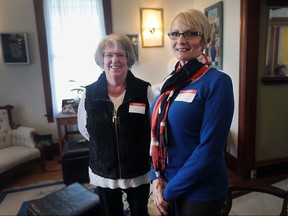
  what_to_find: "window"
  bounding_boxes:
[44,0,105,115]
[33,0,112,122]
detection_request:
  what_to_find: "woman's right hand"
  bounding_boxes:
[152,178,170,216]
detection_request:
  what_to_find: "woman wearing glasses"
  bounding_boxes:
[78,34,155,216]
[150,9,234,215]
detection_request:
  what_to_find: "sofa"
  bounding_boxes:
[0,105,45,188]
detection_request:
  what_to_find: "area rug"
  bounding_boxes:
[2,177,287,216]
[0,181,159,216]
[0,180,65,216]
[230,176,288,215]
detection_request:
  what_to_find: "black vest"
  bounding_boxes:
[85,71,151,179]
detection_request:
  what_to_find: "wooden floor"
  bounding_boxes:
[1,154,62,191]
[1,152,287,192]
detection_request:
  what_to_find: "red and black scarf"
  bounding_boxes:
[151,54,210,175]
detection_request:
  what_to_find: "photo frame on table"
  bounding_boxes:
[205,1,223,70]
[0,32,30,64]
[61,99,78,114]
[126,34,140,63]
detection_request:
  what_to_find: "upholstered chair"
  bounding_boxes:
[0,105,45,188]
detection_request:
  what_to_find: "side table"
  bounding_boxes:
[55,112,78,155]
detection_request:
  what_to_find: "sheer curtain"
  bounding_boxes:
[43,0,105,114]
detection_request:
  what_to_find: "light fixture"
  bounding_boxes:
[140,8,164,48]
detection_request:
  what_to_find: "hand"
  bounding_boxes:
[152,178,170,216]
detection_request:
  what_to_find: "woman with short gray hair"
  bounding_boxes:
[78,33,155,216]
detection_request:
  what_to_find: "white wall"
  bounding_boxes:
[0,0,240,149]
[0,0,58,139]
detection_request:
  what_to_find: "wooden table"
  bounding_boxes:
[55,112,78,155]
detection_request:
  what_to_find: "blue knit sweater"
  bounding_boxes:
[150,68,234,202]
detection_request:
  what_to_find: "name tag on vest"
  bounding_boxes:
[175,90,197,103]
[129,103,146,114]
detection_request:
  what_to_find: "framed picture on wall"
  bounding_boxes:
[127,34,140,63]
[205,1,223,70]
[0,32,30,64]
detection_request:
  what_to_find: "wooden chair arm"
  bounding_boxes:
[222,183,288,216]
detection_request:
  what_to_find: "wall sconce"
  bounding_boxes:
[140,8,164,48]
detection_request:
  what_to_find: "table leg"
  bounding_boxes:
[56,121,63,155]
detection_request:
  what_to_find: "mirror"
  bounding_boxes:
[262,6,288,83]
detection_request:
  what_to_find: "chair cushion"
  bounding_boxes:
[0,146,40,174]
[61,141,89,159]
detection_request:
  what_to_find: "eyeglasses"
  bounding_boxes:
[167,31,203,40]
[103,52,127,59]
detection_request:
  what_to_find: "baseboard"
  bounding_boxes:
[225,151,238,172]
[225,153,288,179]
[256,157,288,177]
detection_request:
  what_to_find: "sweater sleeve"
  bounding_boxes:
[147,85,156,106]
[163,72,234,202]
[77,90,90,141]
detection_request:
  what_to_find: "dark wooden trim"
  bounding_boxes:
[256,157,288,177]
[237,0,260,178]
[256,157,288,168]
[103,0,113,34]
[33,0,54,122]
[261,76,288,84]
[267,0,288,7]
[225,152,238,172]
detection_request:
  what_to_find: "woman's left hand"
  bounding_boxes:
[152,178,170,215]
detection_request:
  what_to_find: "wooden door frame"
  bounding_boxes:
[226,0,260,178]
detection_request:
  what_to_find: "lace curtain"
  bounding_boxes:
[43,0,106,114]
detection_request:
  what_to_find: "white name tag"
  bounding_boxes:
[175,90,197,103]
[129,102,146,114]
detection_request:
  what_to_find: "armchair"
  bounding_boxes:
[0,105,45,188]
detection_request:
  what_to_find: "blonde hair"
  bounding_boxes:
[170,9,211,48]
[94,34,136,69]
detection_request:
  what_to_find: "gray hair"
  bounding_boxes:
[94,34,136,69]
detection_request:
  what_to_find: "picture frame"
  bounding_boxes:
[205,1,223,70]
[0,32,30,64]
[61,99,78,114]
[140,8,164,48]
[126,34,140,63]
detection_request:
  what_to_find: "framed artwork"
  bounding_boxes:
[0,33,30,64]
[205,1,223,69]
[127,34,140,63]
[140,8,164,48]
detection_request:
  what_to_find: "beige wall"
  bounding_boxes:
[0,0,240,152]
